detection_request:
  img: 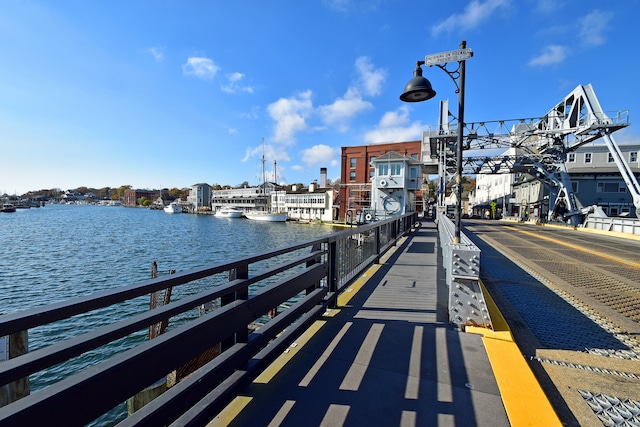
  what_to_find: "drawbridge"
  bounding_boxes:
[423,84,637,225]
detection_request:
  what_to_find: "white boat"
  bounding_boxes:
[245,138,288,223]
[164,201,181,214]
[1,203,17,213]
[214,207,243,218]
[244,211,288,222]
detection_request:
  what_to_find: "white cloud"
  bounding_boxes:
[363,107,424,143]
[318,88,373,132]
[323,0,350,12]
[316,57,382,132]
[579,10,612,47]
[221,72,255,94]
[301,144,339,167]
[242,141,291,164]
[322,0,382,13]
[528,45,568,66]
[182,57,219,80]
[267,90,315,145]
[431,0,510,36]
[147,47,165,62]
[355,56,386,96]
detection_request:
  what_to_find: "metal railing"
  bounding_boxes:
[583,215,640,236]
[0,213,417,426]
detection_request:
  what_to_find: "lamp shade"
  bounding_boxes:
[400,65,436,102]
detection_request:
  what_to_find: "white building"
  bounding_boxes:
[211,183,280,213]
[188,183,212,211]
[368,151,423,221]
[275,182,336,222]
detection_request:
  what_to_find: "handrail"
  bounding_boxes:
[0,212,417,425]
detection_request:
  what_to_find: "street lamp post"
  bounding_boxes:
[400,41,472,244]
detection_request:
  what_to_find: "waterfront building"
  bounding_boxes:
[123,188,160,206]
[339,140,422,221]
[210,182,281,213]
[188,183,212,212]
[564,143,640,217]
[366,151,423,221]
[468,147,517,219]
[476,142,640,221]
[275,184,337,222]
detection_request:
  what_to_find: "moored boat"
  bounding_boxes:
[1,203,17,213]
[245,138,288,223]
[243,211,288,222]
[214,207,243,218]
[164,201,182,214]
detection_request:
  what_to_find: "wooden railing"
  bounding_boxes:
[0,212,417,426]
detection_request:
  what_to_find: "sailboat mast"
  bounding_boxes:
[261,137,266,197]
[274,160,278,213]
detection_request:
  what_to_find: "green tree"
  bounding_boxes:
[116,185,131,200]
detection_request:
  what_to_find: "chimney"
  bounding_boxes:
[320,167,327,188]
[309,182,316,192]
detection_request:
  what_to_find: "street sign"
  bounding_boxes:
[424,48,473,66]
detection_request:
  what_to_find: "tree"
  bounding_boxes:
[116,185,132,200]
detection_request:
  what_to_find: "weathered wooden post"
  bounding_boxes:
[0,331,29,406]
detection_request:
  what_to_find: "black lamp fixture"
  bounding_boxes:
[399,41,472,244]
[399,62,436,102]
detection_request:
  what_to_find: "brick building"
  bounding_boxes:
[339,141,422,221]
[123,188,160,206]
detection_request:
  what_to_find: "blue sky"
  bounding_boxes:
[1,0,639,195]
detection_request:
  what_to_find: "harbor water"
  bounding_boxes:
[0,203,341,424]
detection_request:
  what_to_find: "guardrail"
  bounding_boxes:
[436,213,492,331]
[583,216,640,236]
[0,213,417,426]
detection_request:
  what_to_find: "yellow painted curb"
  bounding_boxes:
[467,281,562,427]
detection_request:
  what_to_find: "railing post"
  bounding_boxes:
[305,243,322,295]
[0,331,29,406]
[375,225,382,263]
[327,241,338,308]
[222,265,249,351]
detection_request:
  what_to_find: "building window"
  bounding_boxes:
[584,153,592,164]
[349,171,356,181]
[409,167,418,183]
[597,182,622,193]
[369,156,376,165]
[369,170,375,180]
[350,158,356,168]
[608,153,615,163]
[411,153,418,159]
[377,164,389,176]
[631,151,638,163]
[567,153,576,163]
[571,181,579,193]
[390,163,402,176]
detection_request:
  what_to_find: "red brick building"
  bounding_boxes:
[339,141,422,221]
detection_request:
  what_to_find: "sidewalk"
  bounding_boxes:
[211,221,510,426]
